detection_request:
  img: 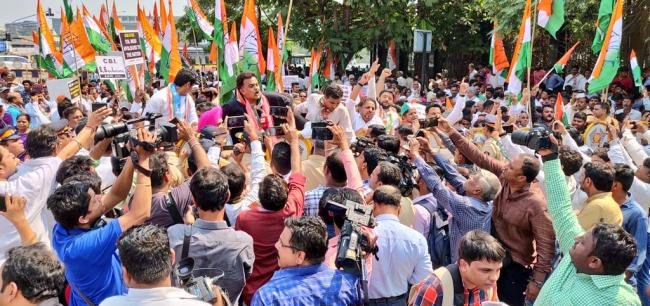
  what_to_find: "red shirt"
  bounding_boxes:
[235,172,306,305]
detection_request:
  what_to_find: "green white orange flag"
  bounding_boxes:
[82,5,112,54]
[506,0,532,95]
[277,12,288,65]
[537,0,564,39]
[553,41,580,73]
[160,1,182,84]
[322,51,336,81]
[214,0,227,50]
[309,47,323,91]
[220,22,240,99]
[109,1,125,43]
[137,4,161,66]
[388,39,398,70]
[588,0,623,94]
[125,64,145,102]
[554,93,569,126]
[209,41,218,64]
[182,42,191,67]
[186,0,214,41]
[159,0,167,38]
[489,19,509,77]
[265,28,281,92]
[630,50,642,88]
[36,0,66,78]
[60,8,96,72]
[592,0,615,54]
[239,0,265,77]
[62,0,73,24]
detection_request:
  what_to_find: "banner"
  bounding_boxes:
[96,55,127,79]
[68,78,81,105]
[119,31,145,66]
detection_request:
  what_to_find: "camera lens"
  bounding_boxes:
[511,130,530,147]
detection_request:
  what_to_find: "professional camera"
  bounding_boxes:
[324,200,376,271]
[350,136,374,156]
[387,153,417,197]
[175,257,225,303]
[96,113,179,151]
[511,127,556,151]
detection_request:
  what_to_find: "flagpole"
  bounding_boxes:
[527,0,538,125]
[189,28,205,91]
[535,68,554,87]
[281,0,294,75]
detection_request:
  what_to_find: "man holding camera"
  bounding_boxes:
[144,69,199,127]
[367,185,433,305]
[294,84,355,141]
[49,128,155,306]
[100,224,226,306]
[438,117,555,305]
[251,217,360,306]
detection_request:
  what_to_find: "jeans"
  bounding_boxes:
[497,260,532,306]
[638,241,650,306]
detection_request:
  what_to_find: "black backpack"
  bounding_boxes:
[414,198,451,268]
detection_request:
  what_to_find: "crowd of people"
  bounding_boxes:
[0,59,649,306]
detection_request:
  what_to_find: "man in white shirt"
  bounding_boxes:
[294,84,355,140]
[100,224,224,306]
[367,185,433,305]
[352,97,384,134]
[144,69,199,127]
[0,107,111,265]
[564,66,587,92]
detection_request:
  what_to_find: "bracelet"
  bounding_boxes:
[72,138,83,149]
[136,183,152,187]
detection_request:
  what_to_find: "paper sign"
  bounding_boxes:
[340,84,352,102]
[68,78,81,104]
[283,75,300,91]
[118,31,145,66]
[96,56,127,80]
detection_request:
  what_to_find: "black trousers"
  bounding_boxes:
[497,260,532,306]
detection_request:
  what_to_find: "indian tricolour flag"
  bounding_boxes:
[553,41,580,73]
[60,8,97,72]
[82,5,111,54]
[277,12,288,76]
[322,50,336,81]
[186,0,214,41]
[489,19,509,77]
[265,28,281,92]
[588,0,623,94]
[160,3,182,84]
[388,39,398,70]
[554,93,569,126]
[592,0,615,54]
[36,0,67,78]
[137,5,161,66]
[505,0,532,95]
[309,47,323,91]
[630,50,643,88]
[537,0,564,39]
[214,0,227,51]
[239,0,265,77]
[220,22,240,100]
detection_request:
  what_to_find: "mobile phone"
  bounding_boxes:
[418,118,438,129]
[270,106,288,117]
[312,127,334,140]
[267,126,285,137]
[92,102,107,112]
[0,195,5,212]
[227,116,246,128]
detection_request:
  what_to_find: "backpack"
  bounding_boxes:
[414,198,451,268]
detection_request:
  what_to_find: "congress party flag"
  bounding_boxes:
[554,93,568,126]
[60,8,96,72]
[588,0,623,94]
[592,0,615,54]
[160,1,182,84]
[214,0,227,50]
[220,22,240,98]
[537,0,564,39]
[553,41,580,74]
[388,39,398,70]
[265,28,281,92]
[309,47,323,91]
[137,4,162,65]
[489,19,509,77]
[82,5,112,54]
[186,0,214,42]
[630,50,642,88]
[239,0,265,77]
[505,0,532,95]
[37,0,67,78]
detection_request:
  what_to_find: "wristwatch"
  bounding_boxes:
[130,151,152,177]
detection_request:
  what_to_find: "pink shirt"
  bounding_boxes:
[197,106,223,131]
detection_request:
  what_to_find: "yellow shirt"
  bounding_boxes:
[577,192,623,230]
[302,155,327,192]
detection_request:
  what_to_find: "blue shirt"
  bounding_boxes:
[251,264,360,306]
[621,197,648,278]
[52,219,126,306]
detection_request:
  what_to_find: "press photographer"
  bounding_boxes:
[99,224,226,306]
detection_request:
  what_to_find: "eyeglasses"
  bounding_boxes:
[278,239,300,252]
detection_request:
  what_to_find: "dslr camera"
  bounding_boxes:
[175,257,225,303]
[511,127,557,151]
[350,136,374,156]
[387,153,417,196]
[325,200,376,271]
[95,113,179,154]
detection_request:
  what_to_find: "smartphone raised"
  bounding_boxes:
[92,102,107,112]
[270,106,288,117]
[312,127,334,140]
[227,116,246,128]
[267,126,285,137]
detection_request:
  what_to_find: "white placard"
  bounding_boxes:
[96,56,127,80]
[340,84,352,102]
[283,75,300,91]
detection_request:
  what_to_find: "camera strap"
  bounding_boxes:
[70,282,96,306]
[181,224,193,260]
[166,192,184,225]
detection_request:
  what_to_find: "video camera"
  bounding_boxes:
[325,200,376,271]
[350,136,374,157]
[95,113,178,159]
[387,153,417,197]
[511,127,557,151]
[175,257,225,304]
